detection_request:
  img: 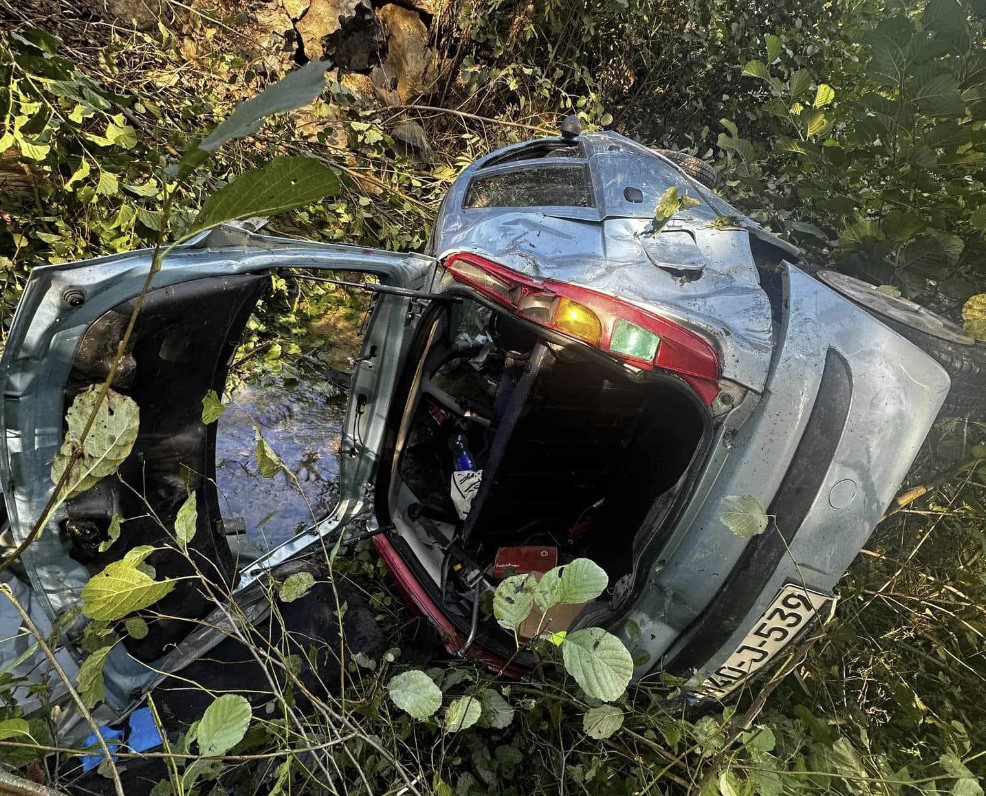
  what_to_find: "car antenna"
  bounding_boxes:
[560,113,580,140]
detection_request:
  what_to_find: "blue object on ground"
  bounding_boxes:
[79,726,123,773]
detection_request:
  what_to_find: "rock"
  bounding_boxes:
[294,0,362,58]
[323,0,384,70]
[391,120,434,163]
[377,4,436,101]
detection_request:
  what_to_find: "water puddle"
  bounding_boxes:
[215,376,346,552]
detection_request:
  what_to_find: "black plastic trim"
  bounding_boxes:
[668,348,852,673]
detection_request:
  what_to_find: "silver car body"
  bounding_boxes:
[0,131,949,732]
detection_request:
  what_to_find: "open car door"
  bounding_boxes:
[0,225,435,735]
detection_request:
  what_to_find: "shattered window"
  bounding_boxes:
[464,165,594,208]
[481,141,585,167]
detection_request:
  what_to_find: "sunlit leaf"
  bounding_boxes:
[814,83,835,108]
[255,430,285,478]
[444,696,482,733]
[534,558,608,611]
[742,60,769,80]
[77,646,112,708]
[81,559,175,621]
[962,294,986,342]
[719,495,769,538]
[201,390,226,424]
[387,670,442,720]
[98,514,123,553]
[174,492,197,548]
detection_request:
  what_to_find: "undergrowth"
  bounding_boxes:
[0,0,985,794]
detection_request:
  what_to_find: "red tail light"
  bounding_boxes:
[443,252,721,404]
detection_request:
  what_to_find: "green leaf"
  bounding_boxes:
[81,559,176,621]
[98,514,123,553]
[51,386,140,501]
[941,753,984,796]
[583,705,624,739]
[184,156,340,240]
[924,0,966,35]
[175,492,197,548]
[789,69,813,99]
[742,60,769,80]
[201,390,226,424]
[125,616,149,640]
[969,205,986,232]
[744,726,776,753]
[478,689,514,729]
[65,158,91,190]
[96,170,119,196]
[77,646,112,708]
[765,34,782,63]
[806,109,827,137]
[18,138,49,161]
[561,627,634,702]
[534,558,609,611]
[654,186,700,227]
[105,121,137,149]
[881,210,927,242]
[444,696,482,733]
[814,83,835,108]
[0,718,34,741]
[913,70,965,116]
[278,571,315,603]
[195,60,330,155]
[255,431,285,478]
[493,573,537,631]
[387,670,442,720]
[719,495,769,538]
[196,694,252,757]
[719,770,742,796]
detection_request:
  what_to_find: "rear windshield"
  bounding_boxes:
[464,165,594,208]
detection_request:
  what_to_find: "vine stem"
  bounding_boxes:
[0,584,125,796]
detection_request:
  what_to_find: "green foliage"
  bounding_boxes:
[492,572,536,631]
[560,627,635,702]
[583,704,624,739]
[278,572,316,603]
[50,386,140,501]
[80,556,176,621]
[200,390,226,424]
[76,645,112,708]
[183,156,341,239]
[387,670,443,719]
[653,186,701,229]
[195,694,252,757]
[718,495,770,538]
[533,558,608,610]
[174,491,197,548]
[444,696,482,733]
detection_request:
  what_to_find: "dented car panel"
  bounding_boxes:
[618,264,949,686]
[0,129,955,732]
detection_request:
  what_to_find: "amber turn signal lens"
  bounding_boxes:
[553,297,602,344]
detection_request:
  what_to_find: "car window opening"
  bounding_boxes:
[385,297,707,647]
[464,164,594,208]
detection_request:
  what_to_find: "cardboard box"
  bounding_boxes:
[516,571,586,642]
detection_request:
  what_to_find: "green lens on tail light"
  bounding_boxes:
[610,318,661,360]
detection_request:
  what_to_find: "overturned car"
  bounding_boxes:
[1,130,981,746]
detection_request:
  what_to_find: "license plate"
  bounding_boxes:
[697,584,834,699]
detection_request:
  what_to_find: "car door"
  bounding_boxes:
[0,225,435,728]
